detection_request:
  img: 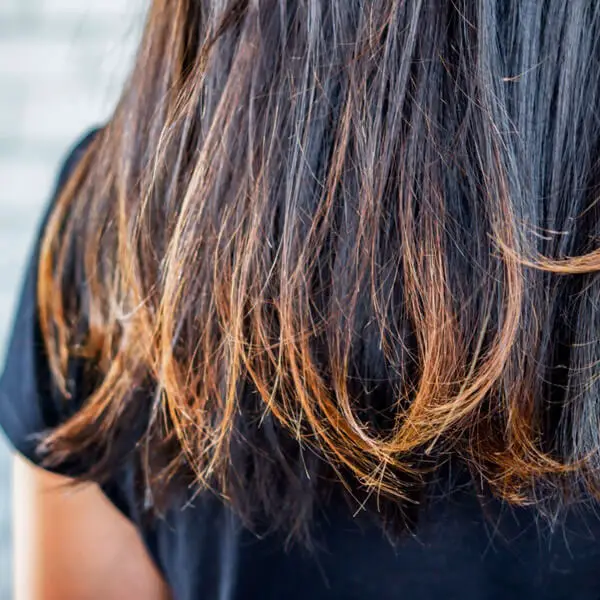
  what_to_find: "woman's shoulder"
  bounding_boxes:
[0,127,104,471]
[56,129,102,189]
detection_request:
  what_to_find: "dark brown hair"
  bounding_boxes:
[38,0,600,535]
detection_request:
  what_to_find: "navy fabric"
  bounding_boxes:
[2,132,600,599]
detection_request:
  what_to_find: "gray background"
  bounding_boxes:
[0,1,147,594]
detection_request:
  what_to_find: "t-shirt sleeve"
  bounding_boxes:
[0,129,100,475]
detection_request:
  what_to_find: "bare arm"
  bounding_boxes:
[13,453,171,600]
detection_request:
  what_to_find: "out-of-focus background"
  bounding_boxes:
[0,0,147,592]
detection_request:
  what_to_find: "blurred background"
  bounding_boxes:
[0,0,148,592]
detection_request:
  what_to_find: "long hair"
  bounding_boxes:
[38,0,600,535]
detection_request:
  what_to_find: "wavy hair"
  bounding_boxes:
[38,0,600,534]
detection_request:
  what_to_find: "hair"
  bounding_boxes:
[37,0,600,537]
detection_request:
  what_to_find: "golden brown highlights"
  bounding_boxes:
[36,0,600,534]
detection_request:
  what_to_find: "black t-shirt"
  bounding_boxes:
[3,132,600,599]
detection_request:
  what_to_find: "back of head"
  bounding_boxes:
[37,0,600,536]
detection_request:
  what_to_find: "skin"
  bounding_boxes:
[12,454,171,600]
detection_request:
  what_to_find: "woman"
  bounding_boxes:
[3,1,600,598]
